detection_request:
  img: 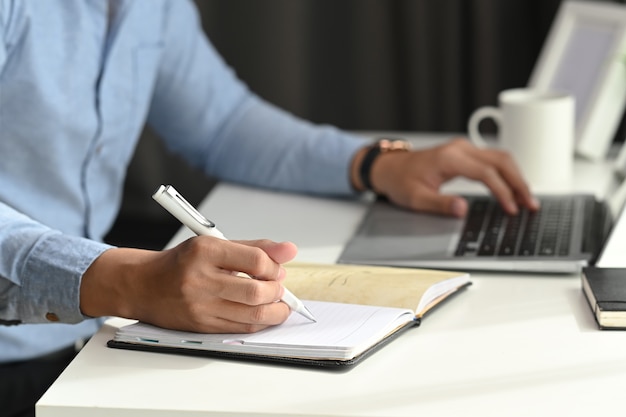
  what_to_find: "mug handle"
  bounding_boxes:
[467,106,501,148]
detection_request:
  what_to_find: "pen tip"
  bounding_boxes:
[301,306,317,323]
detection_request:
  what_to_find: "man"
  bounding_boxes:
[0,1,537,416]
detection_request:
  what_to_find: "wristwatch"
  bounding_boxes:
[359,138,411,192]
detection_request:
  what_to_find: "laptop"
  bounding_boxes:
[338,178,626,274]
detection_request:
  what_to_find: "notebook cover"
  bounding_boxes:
[107,319,420,370]
[582,267,626,329]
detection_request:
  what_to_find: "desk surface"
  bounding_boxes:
[38,134,626,417]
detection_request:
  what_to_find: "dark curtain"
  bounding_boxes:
[195,0,563,132]
[106,0,620,249]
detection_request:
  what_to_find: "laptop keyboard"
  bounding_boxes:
[455,197,582,257]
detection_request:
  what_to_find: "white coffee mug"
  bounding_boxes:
[467,88,575,191]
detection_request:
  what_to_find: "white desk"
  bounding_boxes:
[38,134,626,417]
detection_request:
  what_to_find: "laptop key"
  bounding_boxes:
[518,210,541,256]
[460,199,489,243]
[455,195,582,258]
[498,215,522,256]
[478,205,503,256]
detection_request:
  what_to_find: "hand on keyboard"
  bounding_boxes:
[363,138,540,218]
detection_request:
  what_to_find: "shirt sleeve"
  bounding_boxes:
[0,1,8,69]
[0,202,112,324]
[146,0,367,196]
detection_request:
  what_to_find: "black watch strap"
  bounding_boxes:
[358,139,411,192]
[359,144,384,192]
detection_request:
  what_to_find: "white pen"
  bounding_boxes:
[152,184,316,323]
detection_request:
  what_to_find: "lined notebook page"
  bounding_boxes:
[114,301,415,359]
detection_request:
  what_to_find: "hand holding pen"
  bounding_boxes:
[79,185,301,334]
[152,184,317,323]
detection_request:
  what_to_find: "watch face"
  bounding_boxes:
[379,139,411,152]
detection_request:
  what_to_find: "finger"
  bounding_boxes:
[236,239,298,265]
[469,148,539,211]
[404,186,469,218]
[483,153,538,209]
[204,268,285,307]
[207,298,291,331]
[452,149,520,214]
[174,301,291,334]
[198,238,287,282]
[232,240,298,282]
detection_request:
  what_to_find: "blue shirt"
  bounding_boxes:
[0,0,364,362]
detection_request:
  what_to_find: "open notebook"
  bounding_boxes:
[108,263,471,368]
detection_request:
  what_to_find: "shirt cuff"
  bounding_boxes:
[19,231,112,324]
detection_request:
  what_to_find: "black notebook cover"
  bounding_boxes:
[107,319,419,369]
[582,267,626,329]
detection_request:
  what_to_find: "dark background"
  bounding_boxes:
[105,0,625,250]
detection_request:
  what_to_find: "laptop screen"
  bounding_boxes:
[596,178,626,267]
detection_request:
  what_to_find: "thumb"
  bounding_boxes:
[408,191,468,218]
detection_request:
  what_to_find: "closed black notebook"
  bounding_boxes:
[582,267,626,329]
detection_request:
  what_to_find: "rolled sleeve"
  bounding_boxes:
[17,232,111,323]
[0,204,112,324]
